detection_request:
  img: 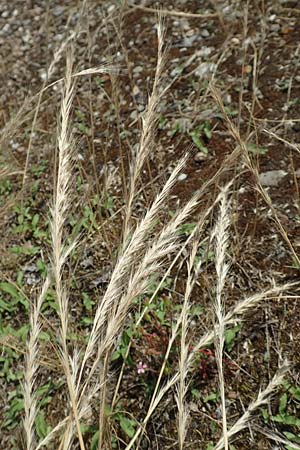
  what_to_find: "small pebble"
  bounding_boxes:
[194,152,207,163]
[178,173,187,181]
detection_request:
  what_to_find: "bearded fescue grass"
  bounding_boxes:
[18,11,300,450]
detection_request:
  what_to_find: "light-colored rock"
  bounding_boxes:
[178,173,187,181]
[258,170,287,187]
[194,152,207,163]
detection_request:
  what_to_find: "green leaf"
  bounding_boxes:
[289,386,300,401]
[178,222,197,236]
[279,393,288,415]
[111,350,121,361]
[191,388,201,399]
[90,430,99,450]
[0,282,19,299]
[272,414,300,426]
[83,293,94,311]
[203,124,212,139]
[283,431,300,444]
[0,298,16,312]
[247,143,268,155]
[204,392,219,403]
[261,408,269,421]
[119,416,136,438]
[190,131,208,154]
[10,245,40,255]
[224,325,240,351]
[32,214,39,228]
[81,317,94,326]
[35,412,51,439]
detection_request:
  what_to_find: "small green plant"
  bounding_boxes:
[189,122,212,154]
[112,326,134,362]
[31,160,49,177]
[0,177,12,195]
[0,282,29,312]
[224,324,241,351]
[247,143,268,155]
[75,109,91,135]
[12,205,47,240]
[262,380,300,449]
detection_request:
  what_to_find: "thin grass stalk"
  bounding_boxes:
[214,362,289,450]
[176,243,197,450]
[50,53,85,450]
[253,425,300,450]
[79,192,201,409]
[189,283,296,362]
[111,206,210,409]
[23,276,50,450]
[22,29,78,189]
[133,185,231,448]
[213,186,231,450]
[122,16,167,244]
[75,191,200,447]
[36,382,100,450]
[98,352,110,450]
[77,153,189,387]
[110,159,244,410]
[210,85,300,268]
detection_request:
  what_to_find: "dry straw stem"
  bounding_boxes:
[210,85,300,268]
[22,30,77,189]
[122,16,168,244]
[23,276,50,450]
[49,54,113,450]
[176,241,198,450]
[128,2,218,19]
[253,425,300,450]
[50,53,85,450]
[79,187,201,408]
[213,184,232,450]
[263,127,300,156]
[77,152,189,387]
[112,193,222,409]
[189,282,297,361]
[127,184,234,449]
[214,361,290,450]
[125,283,294,447]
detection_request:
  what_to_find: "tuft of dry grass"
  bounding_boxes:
[1,5,296,450]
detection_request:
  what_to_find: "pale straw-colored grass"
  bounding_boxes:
[18,10,300,450]
[23,276,50,450]
[214,361,289,450]
[213,183,232,450]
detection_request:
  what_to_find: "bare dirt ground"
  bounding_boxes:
[0,1,300,449]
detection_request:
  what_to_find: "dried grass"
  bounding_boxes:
[13,8,299,450]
